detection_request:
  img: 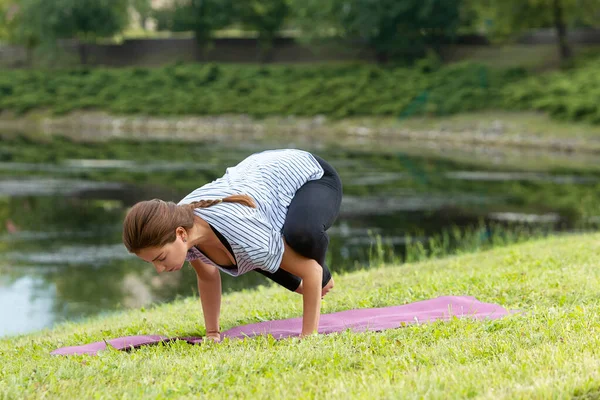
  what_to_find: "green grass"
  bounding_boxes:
[1,233,600,398]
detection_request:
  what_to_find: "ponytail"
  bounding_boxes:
[186,194,257,210]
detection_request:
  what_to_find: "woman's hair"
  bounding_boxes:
[122,194,256,253]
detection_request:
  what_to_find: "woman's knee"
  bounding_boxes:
[283,223,328,258]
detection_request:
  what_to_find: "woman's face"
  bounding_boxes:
[136,228,188,273]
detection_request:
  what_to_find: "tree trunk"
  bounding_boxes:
[552,0,572,61]
[376,50,389,64]
[25,38,35,67]
[193,32,213,62]
[78,41,88,66]
[257,33,275,63]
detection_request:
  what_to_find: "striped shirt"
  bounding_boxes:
[178,149,324,277]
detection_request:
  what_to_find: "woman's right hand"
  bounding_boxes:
[191,260,223,344]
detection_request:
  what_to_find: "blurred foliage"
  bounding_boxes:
[290,0,462,61]
[0,0,9,40]
[130,0,152,30]
[42,0,130,42]
[8,54,600,125]
[152,0,235,46]
[503,57,600,123]
[465,0,600,61]
[0,62,526,118]
[3,0,130,64]
[3,0,600,65]
[152,0,290,54]
[8,55,600,124]
[235,0,290,52]
[469,0,600,39]
[0,0,40,53]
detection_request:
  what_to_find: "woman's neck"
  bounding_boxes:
[188,215,220,249]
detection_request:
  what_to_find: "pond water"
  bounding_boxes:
[1,134,599,337]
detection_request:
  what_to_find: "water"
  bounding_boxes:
[1,135,599,337]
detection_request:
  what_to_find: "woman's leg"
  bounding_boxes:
[253,267,302,292]
[271,155,343,291]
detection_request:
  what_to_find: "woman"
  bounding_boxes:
[122,149,343,341]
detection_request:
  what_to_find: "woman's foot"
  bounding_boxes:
[295,277,335,298]
[322,277,334,297]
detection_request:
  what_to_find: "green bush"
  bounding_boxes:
[6,60,600,123]
[502,60,600,123]
[0,62,525,118]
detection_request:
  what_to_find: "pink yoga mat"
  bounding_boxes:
[51,296,517,356]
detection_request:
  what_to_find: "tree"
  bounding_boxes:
[153,0,234,48]
[291,0,463,62]
[470,0,600,62]
[0,0,44,65]
[235,0,290,57]
[54,0,130,65]
[130,0,153,30]
[7,0,130,65]
[0,0,10,41]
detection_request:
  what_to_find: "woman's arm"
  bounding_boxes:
[278,240,323,337]
[190,259,222,341]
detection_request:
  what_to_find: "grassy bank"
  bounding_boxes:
[3,58,600,126]
[1,233,600,399]
[0,62,525,118]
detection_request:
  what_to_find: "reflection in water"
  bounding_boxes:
[5,244,133,265]
[0,178,125,197]
[488,212,561,223]
[0,160,216,174]
[445,171,599,184]
[341,193,492,215]
[1,138,599,337]
[0,276,55,337]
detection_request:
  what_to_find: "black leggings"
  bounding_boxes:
[254,154,343,291]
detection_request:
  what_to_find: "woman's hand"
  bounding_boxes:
[205,331,222,343]
[190,260,223,344]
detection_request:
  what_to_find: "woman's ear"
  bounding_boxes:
[176,227,187,242]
